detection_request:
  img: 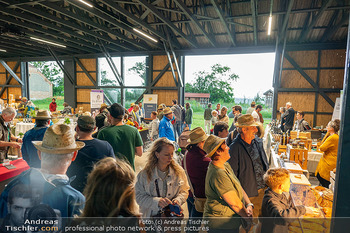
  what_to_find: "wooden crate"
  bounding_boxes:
[287,145,308,170]
[290,131,311,139]
[278,145,287,155]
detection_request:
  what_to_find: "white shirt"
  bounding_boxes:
[251,110,260,122]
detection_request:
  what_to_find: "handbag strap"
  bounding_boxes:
[155,179,161,197]
[183,151,196,198]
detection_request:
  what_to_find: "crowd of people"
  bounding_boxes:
[0,98,340,233]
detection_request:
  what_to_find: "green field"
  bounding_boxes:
[32,97,65,111]
[187,100,272,129]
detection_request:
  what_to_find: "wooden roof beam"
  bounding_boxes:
[0,3,118,53]
[299,0,333,42]
[279,0,294,43]
[210,0,236,46]
[173,0,216,47]
[99,0,167,41]
[0,13,97,54]
[41,2,146,51]
[67,0,162,50]
[136,0,199,48]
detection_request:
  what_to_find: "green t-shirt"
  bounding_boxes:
[97,124,143,170]
[204,162,244,229]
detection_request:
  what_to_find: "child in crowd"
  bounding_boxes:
[261,168,317,233]
[210,110,218,134]
[149,111,159,141]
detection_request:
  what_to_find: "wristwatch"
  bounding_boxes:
[246,203,254,209]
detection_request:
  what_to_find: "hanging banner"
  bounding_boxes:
[143,94,158,119]
[91,90,104,112]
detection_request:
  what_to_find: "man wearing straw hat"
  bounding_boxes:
[21,110,51,168]
[0,124,85,219]
[228,114,268,218]
[158,107,175,141]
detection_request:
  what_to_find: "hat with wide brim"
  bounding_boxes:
[34,110,52,120]
[188,127,208,144]
[163,107,173,115]
[203,135,226,158]
[32,124,85,154]
[235,114,262,127]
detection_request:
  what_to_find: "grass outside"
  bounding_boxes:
[32,97,65,111]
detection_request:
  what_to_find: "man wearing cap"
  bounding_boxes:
[49,98,57,112]
[97,103,143,170]
[228,114,268,218]
[67,116,115,193]
[158,107,175,141]
[0,124,85,220]
[21,110,51,168]
[0,107,22,162]
[17,97,27,110]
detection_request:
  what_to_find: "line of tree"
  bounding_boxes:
[185,64,239,103]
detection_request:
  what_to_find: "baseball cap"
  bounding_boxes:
[77,115,96,131]
[107,103,125,119]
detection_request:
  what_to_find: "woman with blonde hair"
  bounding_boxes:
[135,137,189,218]
[218,106,229,124]
[81,157,139,217]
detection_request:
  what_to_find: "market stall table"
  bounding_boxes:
[15,122,35,136]
[0,159,29,193]
[307,151,323,174]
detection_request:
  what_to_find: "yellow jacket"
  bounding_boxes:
[315,133,339,181]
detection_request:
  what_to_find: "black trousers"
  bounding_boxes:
[316,173,331,188]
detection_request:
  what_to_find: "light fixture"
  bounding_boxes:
[267,16,272,36]
[133,28,158,43]
[0,49,6,52]
[77,0,93,8]
[30,37,66,48]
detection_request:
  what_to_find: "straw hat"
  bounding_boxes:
[34,110,52,120]
[235,114,262,127]
[130,103,135,107]
[32,124,85,154]
[188,127,208,144]
[203,135,226,158]
[163,107,173,115]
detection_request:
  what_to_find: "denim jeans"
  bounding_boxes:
[186,197,203,233]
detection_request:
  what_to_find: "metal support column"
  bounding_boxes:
[179,55,185,106]
[331,15,350,233]
[120,56,124,106]
[272,38,282,119]
[20,62,29,99]
[63,59,76,108]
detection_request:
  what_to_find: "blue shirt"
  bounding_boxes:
[159,116,175,141]
[67,138,115,193]
[21,126,48,168]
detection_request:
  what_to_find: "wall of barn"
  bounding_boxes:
[276,49,345,127]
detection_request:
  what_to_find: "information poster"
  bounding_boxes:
[90,90,104,112]
[143,94,158,119]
